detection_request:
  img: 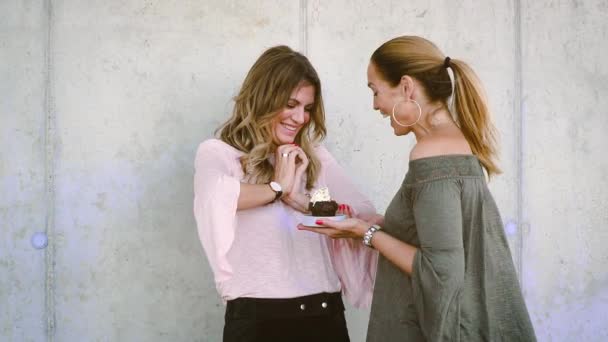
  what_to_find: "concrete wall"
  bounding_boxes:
[521,1,608,339]
[1,1,606,341]
[1,2,48,341]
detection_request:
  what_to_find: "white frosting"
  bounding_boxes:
[310,187,331,205]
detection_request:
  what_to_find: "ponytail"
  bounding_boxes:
[449,59,501,177]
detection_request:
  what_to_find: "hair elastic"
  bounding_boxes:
[443,56,451,69]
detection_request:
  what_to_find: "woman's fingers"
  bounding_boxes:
[294,147,309,163]
[275,144,300,183]
[298,218,368,239]
[274,144,310,196]
[297,224,348,238]
[337,204,353,217]
[276,144,300,161]
[276,145,309,171]
[314,217,355,230]
[284,146,308,169]
[294,149,309,174]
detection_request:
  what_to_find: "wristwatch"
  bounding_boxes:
[268,181,283,202]
[363,224,382,248]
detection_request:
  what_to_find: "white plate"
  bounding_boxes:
[300,214,346,227]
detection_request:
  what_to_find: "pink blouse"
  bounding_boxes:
[193,139,378,308]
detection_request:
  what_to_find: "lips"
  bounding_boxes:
[280,122,299,135]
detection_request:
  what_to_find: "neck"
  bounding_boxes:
[411,104,454,141]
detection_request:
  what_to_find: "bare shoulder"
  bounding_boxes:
[410,134,472,161]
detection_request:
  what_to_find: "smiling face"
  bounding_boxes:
[272,82,315,145]
[367,62,405,135]
[367,62,422,136]
[367,63,393,114]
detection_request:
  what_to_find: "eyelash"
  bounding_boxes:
[287,104,312,112]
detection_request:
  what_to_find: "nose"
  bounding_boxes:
[291,107,306,124]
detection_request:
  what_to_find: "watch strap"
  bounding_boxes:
[268,182,283,202]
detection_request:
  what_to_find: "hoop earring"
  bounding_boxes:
[391,99,422,127]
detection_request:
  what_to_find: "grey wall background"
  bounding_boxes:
[1,0,607,341]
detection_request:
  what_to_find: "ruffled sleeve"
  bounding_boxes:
[411,179,465,341]
[315,146,379,308]
[193,139,242,286]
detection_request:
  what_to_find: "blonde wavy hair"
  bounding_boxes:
[371,36,501,177]
[216,45,327,190]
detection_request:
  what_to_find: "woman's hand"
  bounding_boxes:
[337,204,354,218]
[273,144,301,197]
[279,145,311,213]
[297,217,370,239]
[292,146,309,193]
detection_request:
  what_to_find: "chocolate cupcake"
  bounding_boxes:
[308,187,339,217]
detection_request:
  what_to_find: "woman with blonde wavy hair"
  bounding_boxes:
[300,36,536,341]
[193,45,379,342]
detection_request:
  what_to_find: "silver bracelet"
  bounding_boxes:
[363,224,382,248]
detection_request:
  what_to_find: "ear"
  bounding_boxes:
[399,75,416,99]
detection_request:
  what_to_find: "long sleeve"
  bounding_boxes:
[193,139,241,286]
[316,146,379,308]
[411,179,465,341]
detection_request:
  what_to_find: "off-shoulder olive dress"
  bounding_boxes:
[367,155,536,342]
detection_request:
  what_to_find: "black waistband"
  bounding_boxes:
[225,292,344,320]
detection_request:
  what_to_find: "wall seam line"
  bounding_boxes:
[44,0,56,341]
[299,0,308,55]
[514,0,524,289]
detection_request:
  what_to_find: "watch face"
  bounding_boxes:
[270,181,282,192]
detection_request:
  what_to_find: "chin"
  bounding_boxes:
[392,128,409,136]
[276,135,296,145]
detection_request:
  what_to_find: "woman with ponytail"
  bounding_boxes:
[300,36,536,341]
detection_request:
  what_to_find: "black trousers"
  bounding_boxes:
[223,292,350,342]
